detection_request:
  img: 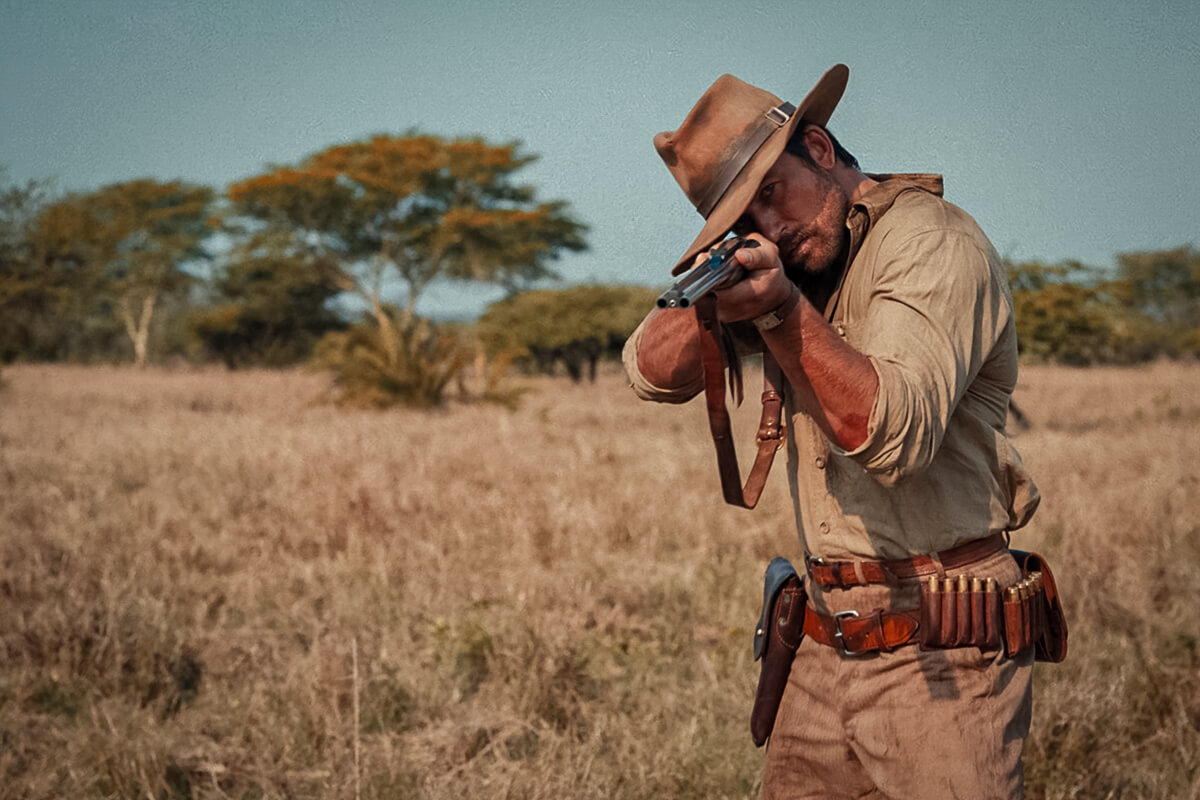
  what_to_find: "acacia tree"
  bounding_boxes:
[0,170,56,360]
[1007,253,1200,364]
[476,284,659,355]
[3,174,130,361]
[228,134,588,330]
[188,229,347,367]
[1007,259,1122,364]
[94,180,214,367]
[227,134,587,406]
[21,179,214,366]
[1113,248,1200,359]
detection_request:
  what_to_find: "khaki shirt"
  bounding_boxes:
[624,175,1040,561]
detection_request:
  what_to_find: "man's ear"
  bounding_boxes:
[802,126,837,170]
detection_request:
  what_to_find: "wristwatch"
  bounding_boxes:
[752,286,802,331]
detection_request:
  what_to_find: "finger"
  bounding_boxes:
[734,245,758,268]
[734,236,778,272]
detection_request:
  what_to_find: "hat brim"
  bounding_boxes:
[670,64,849,275]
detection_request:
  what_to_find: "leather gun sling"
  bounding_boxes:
[694,295,785,509]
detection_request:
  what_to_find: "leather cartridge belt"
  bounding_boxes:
[804,606,921,656]
[802,549,1068,659]
[807,533,1008,589]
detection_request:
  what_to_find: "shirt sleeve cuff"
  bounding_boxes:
[831,357,910,484]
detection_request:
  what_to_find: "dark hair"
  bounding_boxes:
[784,123,860,170]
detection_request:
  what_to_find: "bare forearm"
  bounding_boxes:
[761,297,877,450]
[634,307,704,391]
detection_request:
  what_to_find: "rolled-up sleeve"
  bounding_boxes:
[840,227,1012,483]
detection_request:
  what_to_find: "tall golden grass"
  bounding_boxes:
[1,362,1198,799]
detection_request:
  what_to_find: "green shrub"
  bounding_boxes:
[311,311,473,408]
[475,284,659,356]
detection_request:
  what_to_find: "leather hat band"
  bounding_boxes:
[696,102,795,218]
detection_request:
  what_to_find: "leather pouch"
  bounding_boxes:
[1011,550,1069,663]
[751,557,806,747]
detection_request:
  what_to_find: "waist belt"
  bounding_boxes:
[804,606,922,656]
[807,533,1008,589]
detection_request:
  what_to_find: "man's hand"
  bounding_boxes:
[712,233,795,323]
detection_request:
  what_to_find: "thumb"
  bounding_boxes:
[734,236,779,272]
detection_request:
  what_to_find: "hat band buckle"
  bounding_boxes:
[695,102,796,219]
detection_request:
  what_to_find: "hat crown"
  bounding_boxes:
[653,75,787,216]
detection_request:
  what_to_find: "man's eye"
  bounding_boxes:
[759,183,776,201]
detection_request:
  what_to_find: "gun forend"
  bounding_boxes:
[656,237,758,309]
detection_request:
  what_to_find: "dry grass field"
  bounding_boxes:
[1,361,1198,799]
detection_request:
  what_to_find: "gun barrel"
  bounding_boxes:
[655,237,753,309]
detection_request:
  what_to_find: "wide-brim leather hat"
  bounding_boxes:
[655,64,849,275]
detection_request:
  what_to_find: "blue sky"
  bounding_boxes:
[2,0,1198,318]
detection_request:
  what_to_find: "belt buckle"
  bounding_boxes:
[833,610,867,657]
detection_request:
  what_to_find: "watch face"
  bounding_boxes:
[754,287,800,331]
[754,312,782,331]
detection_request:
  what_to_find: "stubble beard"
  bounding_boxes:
[780,176,851,307]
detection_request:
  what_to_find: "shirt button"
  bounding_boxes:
[819,521,830,535]
[815,456,826,469]
[835,324,846,337]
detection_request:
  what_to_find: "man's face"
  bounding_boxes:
[736,152,850,287]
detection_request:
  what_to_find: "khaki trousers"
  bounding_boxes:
[761,549,1034,800]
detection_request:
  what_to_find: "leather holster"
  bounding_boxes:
[1010,549,1069,663]
[751,558,806,746]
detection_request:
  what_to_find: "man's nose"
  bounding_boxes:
[757,213,785,244]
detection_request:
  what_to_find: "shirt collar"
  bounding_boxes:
[823,173,945,319]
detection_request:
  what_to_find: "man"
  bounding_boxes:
[624,65,1043,798]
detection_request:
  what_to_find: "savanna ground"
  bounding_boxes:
[1,361,1198,799]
